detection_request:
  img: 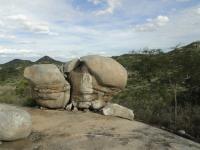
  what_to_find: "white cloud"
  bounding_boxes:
[176,0,191,2]
[0,34,16,40]
[197,8,200,15]
[0,20,4,26]
[134,15,169,32]
[0,0,200,63]
[0,46,32,54]
[89,0,121,15]
[7,14,57,35]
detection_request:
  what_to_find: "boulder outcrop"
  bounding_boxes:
[24,64,70,109]
[23,55,131,120]
[65,55,128,110]
[0,104,32,141]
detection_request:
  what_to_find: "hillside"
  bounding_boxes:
[1,107,200,150]
[113,41,200,142]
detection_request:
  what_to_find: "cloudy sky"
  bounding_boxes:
[0,0,200,63]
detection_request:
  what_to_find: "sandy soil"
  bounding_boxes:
[1,107,200,150]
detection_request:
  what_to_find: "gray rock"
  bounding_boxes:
[178,130,186,135]
[65,103,73,111]
[0,104,32,141]
[102,103,134,120]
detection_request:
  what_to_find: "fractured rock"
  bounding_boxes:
[102,103,134,120]
[0,104,32,141]
[24,64,70,109]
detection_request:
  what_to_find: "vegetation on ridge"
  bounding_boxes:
[113,41,200,142]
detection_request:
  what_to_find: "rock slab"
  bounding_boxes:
[1,108,200,150]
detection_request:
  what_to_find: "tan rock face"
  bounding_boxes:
[66,55,127,110]
[24,64,70,109]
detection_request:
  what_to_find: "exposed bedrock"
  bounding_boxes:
[24,64,70,109]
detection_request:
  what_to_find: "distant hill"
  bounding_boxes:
[2,59,33,69]
[36,56,63,65]
[0,56,63,84]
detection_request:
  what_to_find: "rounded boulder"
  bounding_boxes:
[80,55,127,89]
[0,104,32,141]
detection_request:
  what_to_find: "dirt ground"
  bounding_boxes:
[1,107,200,150]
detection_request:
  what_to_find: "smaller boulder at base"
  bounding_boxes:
[102,103,134,120]
[0,104,32,141]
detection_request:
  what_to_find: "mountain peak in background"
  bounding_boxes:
[36,56,63,65]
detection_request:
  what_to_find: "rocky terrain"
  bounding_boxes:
[1,42,200,146]
[1,107,200,150]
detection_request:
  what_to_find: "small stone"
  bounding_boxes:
[0,141,2,144]
[102,103,134,121]
[72,107,78,112]
[65,103,73,111]
[178,130,186,135]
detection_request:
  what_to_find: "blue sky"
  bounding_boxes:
[0,0,200,63]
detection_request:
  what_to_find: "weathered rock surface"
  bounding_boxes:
[24,64,70,109]
[0,104,32,141]
[102,103,134,120]
[80,55,128,89]
[1,108,200,150]
[66,55,128,110]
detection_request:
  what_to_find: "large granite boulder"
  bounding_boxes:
[24,64,70,109]
[80,55,127,89]
[0,104,32,141]
[64,55,128,110]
